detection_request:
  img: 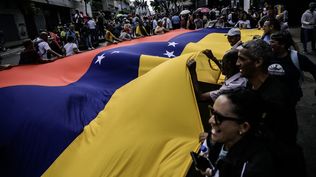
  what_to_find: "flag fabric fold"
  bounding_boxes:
[43,53,203,177]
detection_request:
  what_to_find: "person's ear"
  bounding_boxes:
[255,58,263,68]
[239,122,250,135]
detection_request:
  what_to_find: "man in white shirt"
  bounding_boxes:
[163,16,173,30]
[225,28,242,50]
[87,17,97,44]
[301,2,316,52]
[37,32,62,60]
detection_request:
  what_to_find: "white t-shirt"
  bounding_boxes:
[119,31,132,40]
[64,42,78,56]
[163,17,173,30]
[235,20,251,29]
[154,26,165,35]
[87,19,96,29]
[152,20,158,29]
[38,41,51,59]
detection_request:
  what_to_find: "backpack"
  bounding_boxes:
[290,50,304,85]
[75,13,83,24]
[33,39,42,51]
[33,39,46,57]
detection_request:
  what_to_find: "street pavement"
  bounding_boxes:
[0,45,23,65]
[0,28,315,177]
[288,28,316,177]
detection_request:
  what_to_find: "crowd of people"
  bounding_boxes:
[186,2,316,177]
[0,1,316,176]
[189,35,316,177]
[6,1,312,66]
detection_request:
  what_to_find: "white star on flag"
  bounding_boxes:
[111,51,120,54]
[163,50,175,58]
[168,41,178,47]
[95,54,105,65]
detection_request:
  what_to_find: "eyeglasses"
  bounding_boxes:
[210,107,244,125]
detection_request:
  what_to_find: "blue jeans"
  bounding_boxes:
[85,35,93,48]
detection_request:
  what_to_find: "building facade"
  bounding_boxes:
[114,0,130,11]
[0,0,91,46]
[102,0,115,11]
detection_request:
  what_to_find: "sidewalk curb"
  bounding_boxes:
[0,47,23,57]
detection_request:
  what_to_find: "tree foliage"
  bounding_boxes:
[133,0,150,15]
[150,0,185,15]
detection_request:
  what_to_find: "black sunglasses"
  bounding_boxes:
[210,107,244,125]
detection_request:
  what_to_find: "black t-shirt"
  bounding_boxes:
[254,75,297,144]
[268,52,316,105]
[268,54,302,104]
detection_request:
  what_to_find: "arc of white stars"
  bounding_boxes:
[168,41,178,47]
[95,54,105,65]
[163,50,175,58]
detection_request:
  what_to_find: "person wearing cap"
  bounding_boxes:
[225,28,242,50]
[300,2,316,53]
[36,32,63,60]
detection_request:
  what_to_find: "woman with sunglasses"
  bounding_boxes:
[197,89,277,177]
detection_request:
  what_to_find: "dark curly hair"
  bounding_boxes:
[270,30,294,49]
[221,88,264,129]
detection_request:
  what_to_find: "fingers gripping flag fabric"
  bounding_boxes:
[0,28,262,177]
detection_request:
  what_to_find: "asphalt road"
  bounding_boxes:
[298,74,316,177]
[290,29,316,177]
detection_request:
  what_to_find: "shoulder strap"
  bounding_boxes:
[290,50,299,70]
[290,50,304,84]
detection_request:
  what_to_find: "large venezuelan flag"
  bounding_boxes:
[0,28,262,177]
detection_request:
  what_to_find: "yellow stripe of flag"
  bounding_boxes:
[43,53,202,177]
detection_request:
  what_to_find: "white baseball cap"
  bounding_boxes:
[225,28,241,36]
